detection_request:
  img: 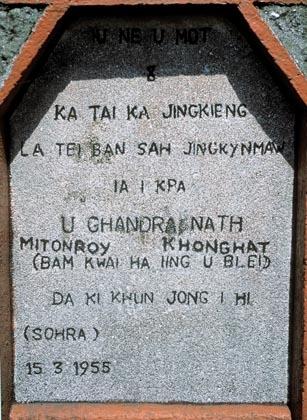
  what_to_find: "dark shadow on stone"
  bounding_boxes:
[7,5,296,167]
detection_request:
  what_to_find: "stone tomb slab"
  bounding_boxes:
[10,11,295,403]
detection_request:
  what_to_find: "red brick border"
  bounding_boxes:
[0,1,306,420]
[0,2,69,115]
[10,403,292,419]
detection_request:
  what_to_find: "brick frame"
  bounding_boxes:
[0,1,306,419]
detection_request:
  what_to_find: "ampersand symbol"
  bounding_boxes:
[146,65,156,81]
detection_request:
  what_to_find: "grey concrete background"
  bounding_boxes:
[0,4,306,89]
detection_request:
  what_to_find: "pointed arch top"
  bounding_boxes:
[0,0,306,113]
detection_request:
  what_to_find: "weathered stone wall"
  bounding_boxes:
[259,5,307,75]
[0,5,44,87]
[0,3,306,88]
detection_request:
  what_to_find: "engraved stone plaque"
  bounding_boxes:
[10,11,295,403]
